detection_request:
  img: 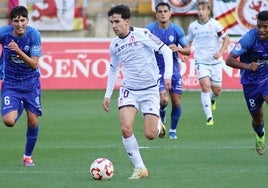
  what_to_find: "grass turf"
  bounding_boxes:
[0,90,267,188]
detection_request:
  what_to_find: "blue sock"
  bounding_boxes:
[253,123,264,137]
[160,107,167,123]
[15,102,24,122]
[170,106,181,130]
[25,126,39,156]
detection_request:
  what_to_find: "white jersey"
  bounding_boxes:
[105,27,172,98]
[187,18,227,65]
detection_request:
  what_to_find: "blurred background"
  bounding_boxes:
[0,0,266,90]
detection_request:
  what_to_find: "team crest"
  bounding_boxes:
[236,0,268,30]
[130,35,136,43]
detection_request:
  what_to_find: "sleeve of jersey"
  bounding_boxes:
[174,25,188,47]
[185,24,193,43]
[159,44,173,79]
[141,29,173,79]
[30,29,42,57]
[231,30,254,56]
[104,51,119,98]
[214,20,228,39]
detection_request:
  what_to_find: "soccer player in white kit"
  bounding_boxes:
[102,4,173,179]
[186,0,229,125]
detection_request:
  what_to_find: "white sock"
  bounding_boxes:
[201,92,213,119]
[209,90,216,100]
[210,90,216,101]
[156,119,160,135]
[122,134,146,169]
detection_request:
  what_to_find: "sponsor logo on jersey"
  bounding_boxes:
[32,45,41,53]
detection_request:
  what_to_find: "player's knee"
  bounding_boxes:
[212,87,222,96]
[121,126,133,138]
[172,100,181,106]
[214,90,221,96]
[144,130,157,140]
[2,119,16,127]
[2,112,18,127]
[144,133,154,140]
[160,101,168,109]
[160,95,169,108]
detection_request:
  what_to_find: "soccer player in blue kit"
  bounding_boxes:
[226,11,268,155]
[147,2,190,139]
[0,6,42,166]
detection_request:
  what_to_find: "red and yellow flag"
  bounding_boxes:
[213,0,268,35]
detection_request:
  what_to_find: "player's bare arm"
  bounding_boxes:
[214,35,230,59]
[226,52,259,71]
[168,44,190,56]
[102,98,111,112]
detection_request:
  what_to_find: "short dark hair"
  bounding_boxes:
[107,4,130,19]
[257,11,268,21]
[10,6,28,20]
[155,2,170,12]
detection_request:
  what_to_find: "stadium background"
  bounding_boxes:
[0,0,265,90]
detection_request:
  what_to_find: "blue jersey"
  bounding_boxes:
[0,25,42,91]
[231,28,268,85]
[146,22,188,75]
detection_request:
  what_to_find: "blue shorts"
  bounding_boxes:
[1,87,42,116]
[159,73,182,94]
[243,82,268,114]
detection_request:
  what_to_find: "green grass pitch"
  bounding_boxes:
[0,90,268,188]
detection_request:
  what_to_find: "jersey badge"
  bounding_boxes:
[234,43,242,51]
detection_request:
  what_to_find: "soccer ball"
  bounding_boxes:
[89,158,114,180]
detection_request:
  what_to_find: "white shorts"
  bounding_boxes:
[195,63,223,86]
[118,86,160,116]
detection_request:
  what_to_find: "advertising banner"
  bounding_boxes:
[9,0,86,30]
[151,0,198,15]
[40,38,112,89]
[39,38,241,90]
[213,0,268,35]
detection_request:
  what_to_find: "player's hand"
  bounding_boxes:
[8,40,20,53]
[248,62,259,71]
[168,44,178,52]
[164,79,172,90]
[102,98,111,112]
[213,52,222,59]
